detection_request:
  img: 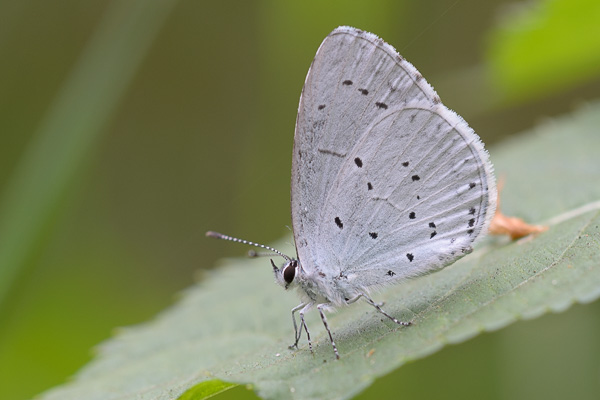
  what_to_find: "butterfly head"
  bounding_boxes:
[205,231,301,289]
[272,259,299,290]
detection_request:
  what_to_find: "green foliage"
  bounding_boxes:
[38,102,600,399]
[178,381,238,400]
[0,0,178,307]
[487,0,600,103]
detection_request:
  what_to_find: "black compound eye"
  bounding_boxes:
[283,263,296,284]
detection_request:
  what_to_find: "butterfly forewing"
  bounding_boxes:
[291,26,496,289]
[292,27,442,271]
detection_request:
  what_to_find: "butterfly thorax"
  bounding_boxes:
[275,259,360,307]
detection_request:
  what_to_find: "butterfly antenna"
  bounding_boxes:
[247,250,281,258]
[206,231,291,261]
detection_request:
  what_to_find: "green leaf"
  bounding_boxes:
[486,0,600,103]
[178,380,238,400]
[38,101,600,400]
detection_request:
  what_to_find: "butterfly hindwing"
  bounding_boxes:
[316,102,496,288]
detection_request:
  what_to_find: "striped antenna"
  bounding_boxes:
[247,250,281,258]
[206,231,291,261]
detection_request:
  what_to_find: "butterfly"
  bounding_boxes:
[208,26,496,359]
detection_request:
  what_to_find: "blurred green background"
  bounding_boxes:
[1,0,599,399]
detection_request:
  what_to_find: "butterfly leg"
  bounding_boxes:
[317,304,340,360]
[300,309,313,353]
[345,294,362,304]
[289,303,307,349]
[346,294,384,307]
[289,303,310,349]
[290,303,314,353]
[363,294,411,326]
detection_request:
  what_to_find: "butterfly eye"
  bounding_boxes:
[282,263,296,284]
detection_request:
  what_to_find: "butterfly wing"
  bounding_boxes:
[317,102,496,288]
[291,27,439,265]
[291,27,496,288]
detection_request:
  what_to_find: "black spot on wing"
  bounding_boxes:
[358,88,369,95]
[367,182,373,190]
[369,232,378,239]
[318,149,346,158]
[312,120,325,130]
[468,218,475,227]
[430,231,437,239]
[354,157,363,168]
[469,207,476,215]
[402,161,409,167]
[343,80,353,85]
[429,222,436,228]
[375,102,388,109]
[318,104,326,110]
[412,175,420,181]
[409,212,416,219]
[387,270,395,276]
[469,182,476,189]
[406,253,414,262]
[335,217,343,229]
